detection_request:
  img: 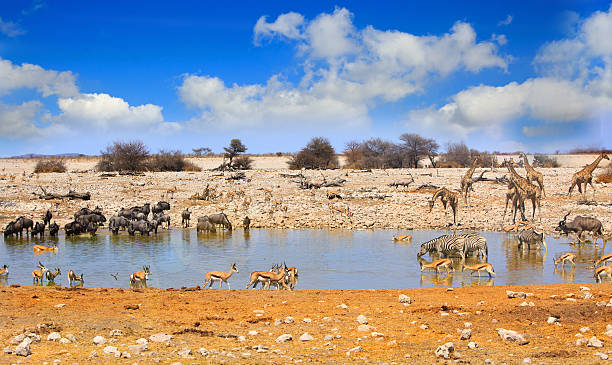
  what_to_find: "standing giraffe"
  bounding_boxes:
[428,187,461,226]
[519,152,545,198]
[503,160,542,222]
[568,152,610,199]
[460,156,479,204]
[502,180,526,224]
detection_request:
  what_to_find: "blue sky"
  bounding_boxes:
[0,1,611,156]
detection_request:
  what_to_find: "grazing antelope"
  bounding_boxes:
[594,264,612,282]
[594,254,612,268]
[419,258,454,274]
[0,264,8,276]
[33,244,58,253]
[45,268,61,282]
[130,266,150,286]
[32,262,48,285]
[553,253,576,268]
[462,263,496,278]
[393,234,412,242]
[67,270,84,286]
[283,263,298,289]
[204,263,239,290]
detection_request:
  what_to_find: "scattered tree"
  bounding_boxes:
[289,137,338,169]
[224,139,247,166]
[96,140,150,172]
[34,159,67,173]
[192,147,213,156]
[149,150,201,171]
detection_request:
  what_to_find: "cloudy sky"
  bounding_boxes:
[0,1,611,156]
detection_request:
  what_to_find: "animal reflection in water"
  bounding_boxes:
[417,257,495,287]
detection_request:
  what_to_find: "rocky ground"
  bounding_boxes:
[0,283,611,364]
[0,156,610,235]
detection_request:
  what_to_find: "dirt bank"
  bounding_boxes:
[0,283,611,363]
[0,156,610,235]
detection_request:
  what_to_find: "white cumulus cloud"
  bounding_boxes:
[254,12,305,44]
[0,57,78,97]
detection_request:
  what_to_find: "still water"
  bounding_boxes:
[0,229,606,289]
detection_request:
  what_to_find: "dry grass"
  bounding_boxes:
[595,162,612,183]
[33,159,67,173]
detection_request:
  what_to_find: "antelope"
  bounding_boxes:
[32,262,48,285]
[246,266,291,291]
[45,268,61,282]
[33,244,58,253]
[245,269,272,290]
[130,266,150,285]
[419,258,454,274]
[594,264,612,282]
[392,234,412,242]
[462,263,496,278]
[594,254,612,268]
[67,270,84,286]
[553,253,576,268]
[263,265,292,290]
[0,264,8,276]
[204,263,239,290]
[282,262,298,289]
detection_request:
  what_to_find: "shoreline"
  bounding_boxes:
[1,283,611,363]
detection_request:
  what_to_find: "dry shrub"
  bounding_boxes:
[532,154,560,168]
[34,159,67,173]
[149,150,202,172]
[97,141,150,172]
[232,155,253,170]
[289,137,338,169]
[596,163,612,183]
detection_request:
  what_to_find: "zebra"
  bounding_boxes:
[460,232,488,259]
[518,228,546,250]
[417,235,466,260]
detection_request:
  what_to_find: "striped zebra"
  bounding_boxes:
[417,235,466,260]
[460,232,488,259]
[518,228,546,250]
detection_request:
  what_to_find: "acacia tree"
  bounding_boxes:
[224,139,247,166]
[289,137,338,169]
[399,133,439,168]
[96,140,150,172]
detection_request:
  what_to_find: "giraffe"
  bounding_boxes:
[460,156,479,204]
[428,187,461,226]
[568,152,610,199]
[502,180,526,224]
[503,160,542,222]
[519,152,545,198]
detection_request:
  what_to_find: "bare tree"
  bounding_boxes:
[399,133,438,168]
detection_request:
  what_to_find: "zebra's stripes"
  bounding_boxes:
[417,235,466,260]
[518,228,545,249]
[460,232,488,259]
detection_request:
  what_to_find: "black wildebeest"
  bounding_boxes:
[154,213,170,229]
[31,222,45,237]
[17,217,34,235]
[243,216,251,230]
[65,221,84,236]
[207,213,232,230]
[182,208,191,227]
[129,220,152,235]
[130,203,151,217]
[49,221,59,237]
[3,221,16,237]
[43,210,52,226]
[109,216,129,234]
[197,220,216,233]
[555,211,604,244]
[152,201,170,215]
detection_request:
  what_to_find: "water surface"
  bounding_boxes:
[0,229,606,289]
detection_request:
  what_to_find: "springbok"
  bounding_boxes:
[393,234,412,242]
[0,264,8,276]
[130,266,150,286]
[67,270,84,286]
[32,262,48,285]
[594,264,612,282]
[204,263,238,289]
[594,254,612,268]
[553,253,576,268]
[245,268,272,290]
[45,268,61,282]
[246,266,292,290]
[33,244,58,253]
[419,258,454,274]
[462,263,496,278]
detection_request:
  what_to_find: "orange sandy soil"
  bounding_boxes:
[1,283,611,364]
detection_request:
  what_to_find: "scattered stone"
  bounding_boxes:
[464,322,472,328]
[435,342,454,359]
[399,294,411,304]
[507,290,527,299]
[447,288,454,292]
[248,330,258,336]
[580,286,590,291]
[324,335,333,341]
[275,334,292,343]
[274,319,283,326]
[121,351,131,358]
[109,329,123,337]
[237,335,246,342]
[523,358,532,364]
[547,316,558,324]
[3,346,12,354]
[47,332,61,341]
[587,336,604,348]
[241,352,251,358]
[59,338,70,344]
[136,338,148,345]
[584,292,594,299]
[177,347,192,357]
[337,303,348,309]
[580,327,591,333]
[468,342,478,349]
[284,316,294,324]
[93,336,107,345]
[299,333,314,341]
[199,348,209,357]
[149,333,173,343]
[303,318,311,323]
[10,334,25,344]
[576,338,588,346]
[356,315,368,324]
[89,350,98,358]
[322,317,332,322]
[253,310,265,314]
[65,334,78,343]
[497,328,529,345]
[103,346,119,355]
[347,346,363,356]
[128,344,148,354]
[460,329,472,340]
[357,324,371,332]
[54,303,65,308]
[420,324,429,330]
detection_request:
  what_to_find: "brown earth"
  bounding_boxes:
[1,283,611,363]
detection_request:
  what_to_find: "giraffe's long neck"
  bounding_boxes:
[466,159,478,178]
[507,163,528,189]
[522,155,533,171]
[583,154,604,175]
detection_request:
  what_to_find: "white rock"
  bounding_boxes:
[580,286,591,291]
[356,315,368,324]
[324,335,333,341]
[10,334,25,344]
[109,329,123,337]
[523,358,532,364]
[580,327,590,333]
[199,348,209,357]
[357,324,371,332]
[149,333,173,343]
[547,316,558,324]
[14,338,32,357]
[584,292,594,299]
[136,338,148,345]
[299,333,314,341]
[464,322,472,328]
[587,336,604,348]
[303,318,311,323]
[177,347,192,357]
[237,336,246,342]
[497,328,529,345]
[371,332,384,337]
[59,338,70,344]
[284,316,294,324]
[468,342,478,349]
[337,303,348,309]
[420,324,429,330]
[47,332,62,341]
[65,334,78,343]
[103,346,119,355]
[576,338,588,346]
[275,334,292,343]
[89,350,98,358]
[54,304,65,308]
[347,346,363,355]
[435,342,454,359]
[248,330,258,336]
[93,336,107,345]
[460,329,472,340]
[128,344,148,354]
[399,294,411,304]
